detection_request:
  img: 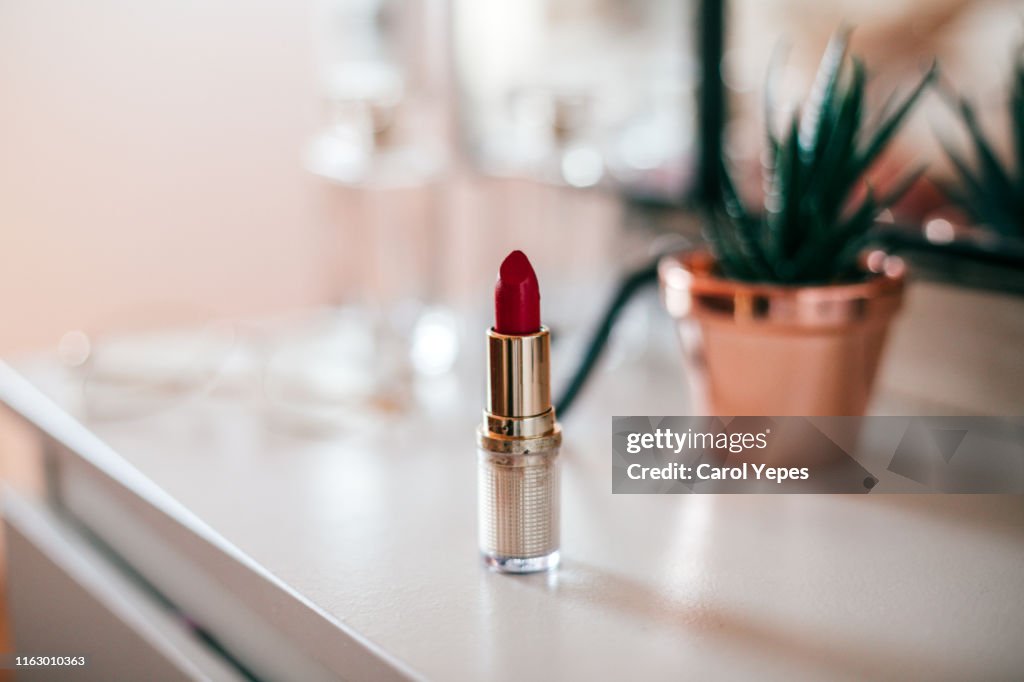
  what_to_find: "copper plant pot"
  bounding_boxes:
[658,250,906,416]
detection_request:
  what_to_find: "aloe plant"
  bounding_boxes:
[939,47,1024,238]
[709,30,937,284]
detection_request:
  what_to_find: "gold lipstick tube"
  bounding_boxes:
[477,327,562,573]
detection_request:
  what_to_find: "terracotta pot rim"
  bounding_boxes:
[658,249,905,329]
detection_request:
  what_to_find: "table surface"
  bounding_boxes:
[3,320,1023,681]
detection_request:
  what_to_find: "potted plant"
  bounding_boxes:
[659,30,936,415]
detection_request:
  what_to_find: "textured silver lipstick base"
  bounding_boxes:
[477,447,560,573]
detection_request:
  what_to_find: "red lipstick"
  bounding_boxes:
[494,250,541,335]
[478,250,562,574]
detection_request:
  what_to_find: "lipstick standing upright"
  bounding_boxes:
[478,250,562,573]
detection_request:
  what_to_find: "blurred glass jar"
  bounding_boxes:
[454,0,696,197]
[272,0,455,431]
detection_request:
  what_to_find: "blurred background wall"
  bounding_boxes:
[0,1,330,354]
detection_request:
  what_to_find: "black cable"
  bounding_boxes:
[554,257,662,419]
[695,0,727,207]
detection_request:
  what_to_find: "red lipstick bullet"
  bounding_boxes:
[494,250,541,335]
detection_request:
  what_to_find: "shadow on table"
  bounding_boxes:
[519,560,982,681]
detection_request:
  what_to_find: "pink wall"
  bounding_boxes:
[0,1,332,353]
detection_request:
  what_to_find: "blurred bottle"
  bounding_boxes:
[265,0,454,433]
